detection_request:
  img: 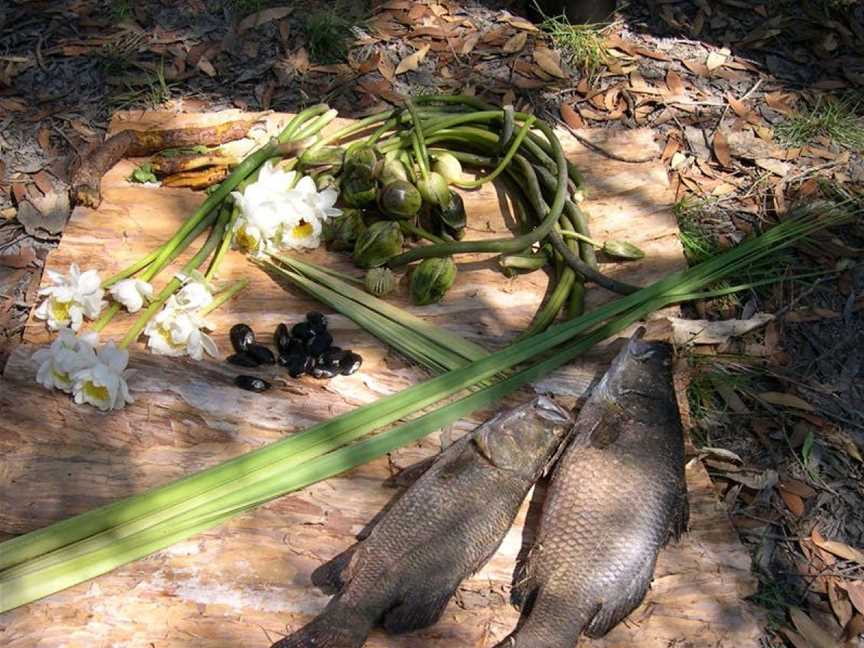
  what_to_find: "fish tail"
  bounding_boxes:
[496,601,597,648]
[271,602,371,648]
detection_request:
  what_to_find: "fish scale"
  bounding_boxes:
[272,396,573,648]
[501,333,688,647]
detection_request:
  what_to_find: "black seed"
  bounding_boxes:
[227,352,260,367]
[274,323,292,354]
[235,375,271,392]
[306,311,328,333]
[229,324,255,353]
[307,331,334,356]
[291,321,315,341]
[312,365,340,379]
[339,351,363,376]
[320,347,346,367]
[245,344,276,365]
[280,353,309,378]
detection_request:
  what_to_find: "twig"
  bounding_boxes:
[557,118,658,163]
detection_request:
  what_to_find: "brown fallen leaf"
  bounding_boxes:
[378,54,396,81]
[533,47,566,79]
[394,43,430,75]
[779,489,805,517]
[197,57,217,77]
[755,157,791,176]
[811,535,864,566]
[844,583,864,615]
[789,607,842,648]
[460,32,480,55]
[238,6,293,32]
[713,130,732,167]
[827,580,853,630]
[706,48,729,71]
[502,14,539,31]
[843,613,864,642]
[0,247,36,269]
[560,103,583,129]
[780,478,816,498]
[502,31,527,54]
[757,391,815,411]
[666,69,685,94]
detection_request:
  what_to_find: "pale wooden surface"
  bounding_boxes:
[0,110,763,647]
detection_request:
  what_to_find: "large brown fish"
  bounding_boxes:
[272,396,573,648]
[499,331,689,647]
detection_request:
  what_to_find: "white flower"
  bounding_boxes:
[279,215,323,249]
[108,278,153,313]
[230,160,340,253]
[32,328,99,393]
[34,264,105,331]
[143,297,218,360]
[72,342,134,411]
[174,281,213,311]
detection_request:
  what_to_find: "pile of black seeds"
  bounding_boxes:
[228,312,362,392]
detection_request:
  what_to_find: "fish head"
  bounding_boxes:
[595,327,674,400]
[473,396,572,480]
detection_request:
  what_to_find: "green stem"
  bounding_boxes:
[405,99,430,179]
[400,221,446,244]
[454,115,535,189]
[199,278,248,317]
[205,206,240,281]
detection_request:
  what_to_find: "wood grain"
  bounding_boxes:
[0,110,763,647]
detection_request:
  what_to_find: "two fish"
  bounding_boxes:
[273,332,688,648]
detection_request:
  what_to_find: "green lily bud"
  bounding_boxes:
[410,257,457,305]
[431,151,463,184]
[324,208,366,252]
[353,221,404,268]
[433,190,466,233]
[379,180,422,219]
[316,173,338,192]
[380,158,409,185]
[365,267,397,297]
[344,145,379,176]
[417,172,451,207]
[300,146,344,168]
[341,169,378,208]
[498,251,548,277]
[602,240,645,260]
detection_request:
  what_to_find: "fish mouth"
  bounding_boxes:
[534,396,572,426]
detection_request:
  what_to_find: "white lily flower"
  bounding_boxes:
[174,281,213,311]
[72,342,134,411]
[280,215,323,250]
[144,297,218,360]
[32,328,99,393]
[108,278,154,313]
[34,264,105,331]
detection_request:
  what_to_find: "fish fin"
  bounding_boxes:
[382,455,436,488]
[382,587,454,634]
[583,560,654,638]
[668,481,690,543]
[271,600,370,648]
[311,544,361,593]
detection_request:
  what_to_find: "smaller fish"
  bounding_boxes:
[272,396,573,648]
[499,329,689,647]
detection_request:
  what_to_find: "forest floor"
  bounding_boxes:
[1,0,863,645]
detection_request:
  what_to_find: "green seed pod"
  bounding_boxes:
[380,158,409,185]
[431,151,463,184]
[344,145,379,176]
[324,208,366,252]
[602,240,645,260]
[409,257,457,305]
[433,190,466,232]
[316,173,338,192]
[341,169,378,208]
[365,267,397,297]
[417,172,451,207]
[379,180,422,219]
[353,221,404,268]
[300,146,344,168]
[498,251,548,277]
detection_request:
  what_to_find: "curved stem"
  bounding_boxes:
[198,278,248,317]
[454,115,535,189]
[400,220,445,245]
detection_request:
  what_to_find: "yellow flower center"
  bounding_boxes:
[51,299,71,322]
[291,221,313,239]
[52,369,70,384]
[83,381,110,403]
[235,226,259,252]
